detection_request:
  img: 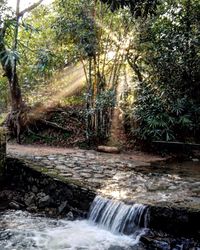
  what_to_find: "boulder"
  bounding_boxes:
[9,201,21,210]
[58,201,68,214]
[38,195,51,208]
[24,192,36,207]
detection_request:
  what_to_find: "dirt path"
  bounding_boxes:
[7,143,169,164]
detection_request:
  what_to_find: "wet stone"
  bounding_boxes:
[74,167,82,171]
[80,173,92,178]
[41,160,52,165]
[34,156,43,160]
[7,146,200,211]
[47,156,56,160]
[94,173,105,179]
[55,165,67,171]
[72,173,81,179]
[60,173,73,177]
[45,165,55,169]
[47,170,59,175]
[168,186,177,190]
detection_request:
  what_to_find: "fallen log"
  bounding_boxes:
[97,145,120,154]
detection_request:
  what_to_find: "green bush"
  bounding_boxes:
[124,0,200,144]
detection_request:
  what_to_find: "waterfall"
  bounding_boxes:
[88,196,148,235]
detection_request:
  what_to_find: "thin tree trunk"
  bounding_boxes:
[10,0,22,111]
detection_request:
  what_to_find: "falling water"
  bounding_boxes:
[0,196,149,249]
[89,196,148,235]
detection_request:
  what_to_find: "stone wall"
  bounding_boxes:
[4,155,200,239]
[0,128,6,181]
[5,157,95,217]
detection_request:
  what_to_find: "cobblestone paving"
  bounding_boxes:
[8,145,200,209]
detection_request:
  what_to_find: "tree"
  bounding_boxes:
[54,0,135,142]
[0,0,43,142]
[122,0,200,143]
[99,0,158,17]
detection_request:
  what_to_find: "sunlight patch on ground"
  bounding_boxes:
[99,180,128,200]
[99,188,128,200]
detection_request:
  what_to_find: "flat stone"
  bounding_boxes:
[94,173,105,178]
[60,173,73,177]
[57,157,66,161]
[74,167,82,171]
[192,158,199,162]
[41,160,52,165]
[80,173,92,178]
[55,165,67,170]
[9,201,21,209]
[168,186,177,190]
[47,156,56,160]
[45,165,54,169]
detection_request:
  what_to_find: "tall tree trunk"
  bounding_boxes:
[4,62,22,111]
[0,0,43,142]
[10,0,23,111]
[0,0,23,112]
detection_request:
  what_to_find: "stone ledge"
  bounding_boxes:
[0,128,6,181]
[4,156,200,239]
[5,157,95,216]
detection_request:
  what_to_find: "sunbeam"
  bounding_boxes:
[28,64,85,120]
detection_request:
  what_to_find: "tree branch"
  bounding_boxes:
[17,0,43,18]
[40,119,72,132]
[127,54,143,82]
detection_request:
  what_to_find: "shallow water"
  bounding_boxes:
[0,210,145,250]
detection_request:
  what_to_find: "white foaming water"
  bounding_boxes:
[0,210,144,250]
[89,196,148,235]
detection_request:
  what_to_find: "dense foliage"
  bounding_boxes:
[123,0,200,143]
[0,0,199,145]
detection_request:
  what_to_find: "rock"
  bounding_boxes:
[32,185,38,193]
[0,190,14,200]
[26,205,37,212]
[38,195,51,208]
[60,173,73,177]
[34,156,43,160]
[140,235,169,249]
[58,201,68,214]
[80,172,91,178]
[94,173,105,178]
[66,211,74,220]
[9,201,21,209]
[56,165,67,171]
[168,186,177,190]
[97,146,120,154]
[192,158,199,162]
[108,246,126,250]
[37,192,46,199]
[48,208,57,216]
[24,193,36,207]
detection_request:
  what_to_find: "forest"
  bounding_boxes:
[0,1,200,249]
[0,0,200,149]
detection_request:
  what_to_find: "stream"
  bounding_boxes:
[0,210,144,250]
